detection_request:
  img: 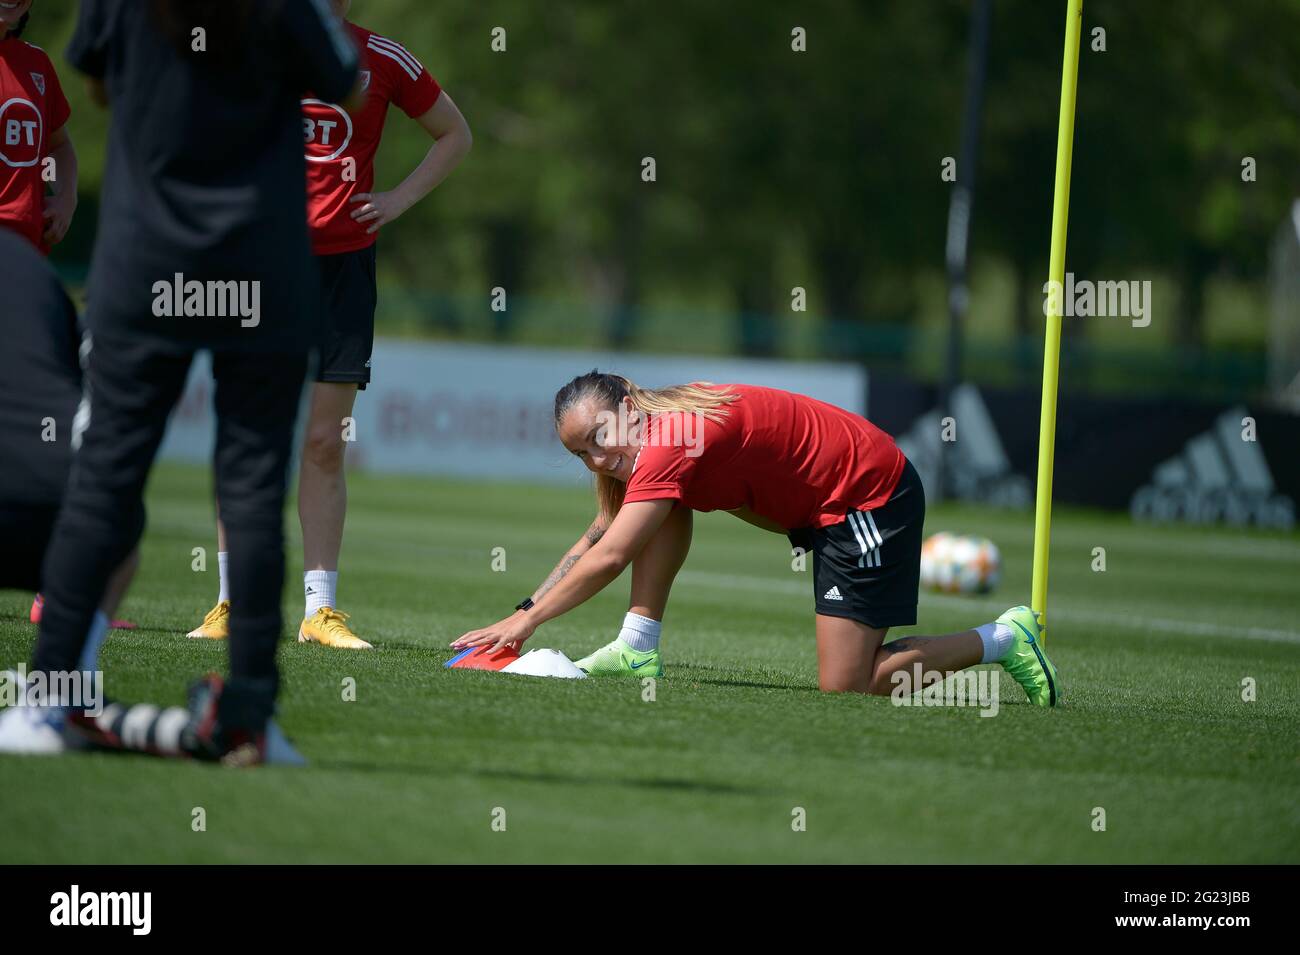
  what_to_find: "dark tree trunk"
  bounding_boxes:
[1178,247,1211,349]
[606,207,644,349]
[735,252,778,357]
[814,235,862,360]
[485,218,531,339]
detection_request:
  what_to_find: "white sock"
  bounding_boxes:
[217,551,230,603]
[304,570,338,617]
[618,611,661,652]
[975,622,1014,663]
[76,611,110,673]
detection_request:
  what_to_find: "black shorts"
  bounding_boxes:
[315,245,377,390]
[788,458,925,630]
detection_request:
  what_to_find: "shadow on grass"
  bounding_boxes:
[3,745,775,797]
[311,759,775,796]
[674,662,814,693]
[690,677,813,692]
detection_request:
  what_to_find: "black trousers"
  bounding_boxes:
[0,505,59,592]
[31,330,307,705]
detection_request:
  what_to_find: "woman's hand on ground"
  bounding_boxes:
[451,612,534,652]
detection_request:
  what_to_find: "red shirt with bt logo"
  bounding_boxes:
[0,36,70,254]
[301,22,441,255]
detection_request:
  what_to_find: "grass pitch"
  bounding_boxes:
[1,461,1297,863]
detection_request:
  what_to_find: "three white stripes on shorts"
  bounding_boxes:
[848,510,883,568]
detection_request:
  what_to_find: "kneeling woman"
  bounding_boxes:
[453,372,1060,705]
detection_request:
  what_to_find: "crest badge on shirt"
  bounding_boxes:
[30,72,46,95]
[359,70,371,92]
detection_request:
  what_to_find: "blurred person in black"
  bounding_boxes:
[0,0,359,759]
[0,229,85,596]
[0,229,139,754]
[0,228,135,636]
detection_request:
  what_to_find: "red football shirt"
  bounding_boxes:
[622,384,906,530]
[302,22,442,255]
[0,37,70,253]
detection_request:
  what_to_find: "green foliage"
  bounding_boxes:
[21,0,1298,367]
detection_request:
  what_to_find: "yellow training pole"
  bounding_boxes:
[1031,0,1084,644]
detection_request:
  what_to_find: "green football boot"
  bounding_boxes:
[996,606,1061,707]
[574,638,662,678]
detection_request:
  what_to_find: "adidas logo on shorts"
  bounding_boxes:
[823,586,844,601]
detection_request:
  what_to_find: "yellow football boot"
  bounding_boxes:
[187,600,231,640]
[298,607,373,650]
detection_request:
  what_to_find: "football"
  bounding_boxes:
[920,532,1001,595]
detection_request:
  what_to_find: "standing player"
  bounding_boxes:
[188,0,471,649]
[453,372,1061,707]
[3,1,123,631]
[0,0,360,757]
[0,0,78,251]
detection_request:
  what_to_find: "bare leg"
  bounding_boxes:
[298,382,358,573]
[815,614,983,695]
[628,505,692,620]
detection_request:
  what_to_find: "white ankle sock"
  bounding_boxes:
[304,570,337,617]
[619,612,661,652]
[975,622,1014,663]
[217,551,230,602]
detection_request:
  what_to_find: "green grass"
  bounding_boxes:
[2,462,1298,863]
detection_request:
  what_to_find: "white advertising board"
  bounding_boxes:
[158,341,868,485]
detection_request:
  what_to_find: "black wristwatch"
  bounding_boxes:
[515,597,534,612]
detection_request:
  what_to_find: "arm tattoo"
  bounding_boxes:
[534,552,582,601]
[533,520,605,602]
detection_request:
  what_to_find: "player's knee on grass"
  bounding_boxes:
[820,674,911,696]
[815,616,887,695]
[819,674,873,695]
[817,669,896,695]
